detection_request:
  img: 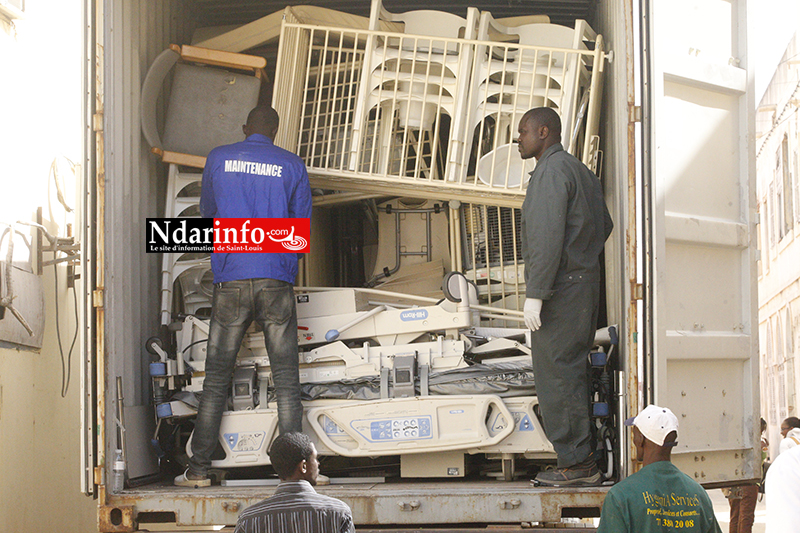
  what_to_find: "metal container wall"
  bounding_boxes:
[100,0,193,482]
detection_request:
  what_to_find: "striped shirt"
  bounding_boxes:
[234,480,355,533]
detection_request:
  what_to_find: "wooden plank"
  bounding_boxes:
[194,5,403,53]
[152,148,206,169]
[179,44,266,70]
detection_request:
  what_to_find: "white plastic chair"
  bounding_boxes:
[476,142,535,188]
[487,17,595,143]
[348,1,478,177]
[176,264,214,318]
[447,15,596,187]
[159,164,211,325]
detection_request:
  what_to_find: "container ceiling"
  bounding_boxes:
[189,0,595,29]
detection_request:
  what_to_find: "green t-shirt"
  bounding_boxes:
[597,461,722,533]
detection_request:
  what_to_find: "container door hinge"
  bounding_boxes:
[631,105,642,123]
[92,113,104,132]
[632,283,644,300]
[93,289,104,308]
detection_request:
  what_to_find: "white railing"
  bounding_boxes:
[274,20,605,207]
[460,203,526,322]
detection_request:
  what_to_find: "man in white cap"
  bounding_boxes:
[596,405,722,533]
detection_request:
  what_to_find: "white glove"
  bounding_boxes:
[524,298,543,331]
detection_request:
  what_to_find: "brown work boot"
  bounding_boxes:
[534,459,601,487]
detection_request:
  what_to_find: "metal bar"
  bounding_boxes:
[448,203,458,272]
[36,207,43,275]
[372,35,394,175]
[454,201,463,272]
[467,204,478,278]
[283,21,600,59]
[480,312,524,322]
[307,29,329,165]
[41,255,82,267]
[582,34,605,166]
[495,206,504,318]
[640,0,655,410]
[272,18,289,142]
[348,30,375,173]
[298,286,440,304]
[115,376,127,468]
[109,482,607,527]
[425,211,432,261]
[324,32,346,169]
[510,207,521,311]
[80,0,100,497]
[623,0,638,483]
[312,192,385,207]
[94,0,107,494]
[308,171,526,208]
[298,27,316,155]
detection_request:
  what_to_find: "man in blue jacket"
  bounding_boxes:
[176,106,312,487]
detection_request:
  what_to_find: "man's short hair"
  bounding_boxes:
[523,107,562,138]
[246,105,280,133]
[785,417,800,429]
[269,432,314,479]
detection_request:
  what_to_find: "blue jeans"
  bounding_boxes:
[188,278,303,476]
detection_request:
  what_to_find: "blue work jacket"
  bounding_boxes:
[200,134,312,284]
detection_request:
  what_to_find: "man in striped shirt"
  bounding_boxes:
[235,432,355,533]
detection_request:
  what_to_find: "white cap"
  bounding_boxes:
[625,405,679,446]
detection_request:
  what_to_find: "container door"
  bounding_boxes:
[80,0,98,496]
[641,0,759,483]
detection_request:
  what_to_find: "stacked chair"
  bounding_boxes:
[447,14,598,189]
[348,1,479,180]
[158,165,210,326]
[272,1,606,201]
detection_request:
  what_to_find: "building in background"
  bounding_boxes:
[757,30,800,459]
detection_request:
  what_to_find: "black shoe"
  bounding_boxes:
[534,460,601,487]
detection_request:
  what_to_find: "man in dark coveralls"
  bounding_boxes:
[517,107,613,486]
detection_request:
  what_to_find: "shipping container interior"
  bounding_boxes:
[101,0,631,503]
